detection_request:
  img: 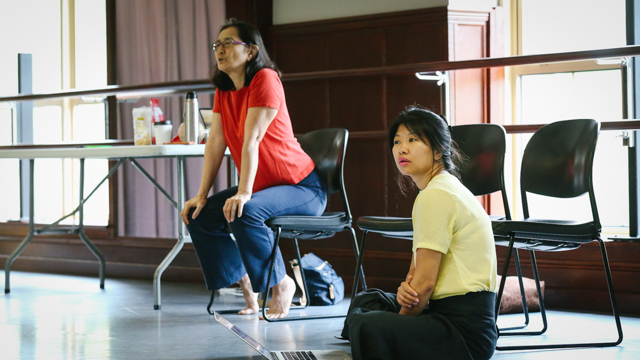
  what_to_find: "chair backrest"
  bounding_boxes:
[520,119,600,224]
[451,123,511,220]
[296,128,352,220]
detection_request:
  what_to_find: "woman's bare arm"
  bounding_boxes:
[181,112,226,224]
[398,248,442,316]
[222,106,278,222]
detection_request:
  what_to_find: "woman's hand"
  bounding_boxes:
[223,191,252,223]
[397,274,419,309]
[181,195,208,225]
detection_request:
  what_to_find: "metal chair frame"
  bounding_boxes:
[494,119,623,350]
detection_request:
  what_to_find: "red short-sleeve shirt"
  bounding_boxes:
[213,68,315,192]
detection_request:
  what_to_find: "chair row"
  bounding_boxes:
[352,119,622,350]
[208,122,622,351]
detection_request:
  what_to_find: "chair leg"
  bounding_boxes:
[597,237,623,346]
[207,289,216,314]
[349,226,367,295]
[292,238,311,311]
[495,235,515,320]
[497,250,532,332]
[352,230,368,297]
[500,250,548,337]
[496,238,624,350]
[262,227,348,322]
[206,289,245,315]
[514,250,531,326]
[528,250,548,335]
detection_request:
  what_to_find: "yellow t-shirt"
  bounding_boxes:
[412,173,497,300]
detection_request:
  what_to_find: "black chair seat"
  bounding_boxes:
[266,212,349,229]
[356,216,413,238]
[494,236,582,251]
[493,219,598,242]
[358,215,507,239]
[493,219,594,252]
[266,212,350,239]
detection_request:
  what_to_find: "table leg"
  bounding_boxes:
[77,158,106,289]
[5,159,35,294]
[153,156,187,310]
[129,158,177,207]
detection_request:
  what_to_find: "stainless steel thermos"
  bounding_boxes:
[183,91,199,143]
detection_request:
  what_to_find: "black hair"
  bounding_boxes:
[388,105,464,194]
[210,19,280,91]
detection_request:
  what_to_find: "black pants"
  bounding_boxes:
[342,289,497,360]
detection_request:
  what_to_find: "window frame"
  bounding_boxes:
[506,0,629,233]
[0,0,111,233]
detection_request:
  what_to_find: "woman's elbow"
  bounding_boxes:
[412,278,436,297]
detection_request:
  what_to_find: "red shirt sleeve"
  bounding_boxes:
[213,88,221,113]
[248,70,283,109]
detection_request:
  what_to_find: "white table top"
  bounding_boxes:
[0,144,207,159]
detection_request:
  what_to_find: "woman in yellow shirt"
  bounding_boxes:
[342,106,498,360]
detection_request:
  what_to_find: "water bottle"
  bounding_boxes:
[183,92,199,143]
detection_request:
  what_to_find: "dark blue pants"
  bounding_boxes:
[186,170,327,292]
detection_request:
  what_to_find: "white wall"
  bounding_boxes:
[273,0,499,25]
[273,0,447,25]
[449,0,499,12]
[0,0,62,95]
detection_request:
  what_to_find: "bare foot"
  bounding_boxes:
[260,275,296,320]
[237,274,259,315]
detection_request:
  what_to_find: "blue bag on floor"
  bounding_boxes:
[291,252,344,306]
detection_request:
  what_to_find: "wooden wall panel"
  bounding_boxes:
[328,30,385,70]
[447,12,489,126]
[274,36,328,72]
[386,75,443,120]
[283,81,329,132]
[343,138,388,220]
[385,24,448,65]
[224,0,273,36]
[329,78,385,131]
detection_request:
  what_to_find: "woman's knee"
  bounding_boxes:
[349,310,388,336]
[186,207,229,239]
[234,201,268,227]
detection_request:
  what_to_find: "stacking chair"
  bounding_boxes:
[352,123,530,315]
[206,128,365,320]
[258,128,366,322]
[492,119,623,350]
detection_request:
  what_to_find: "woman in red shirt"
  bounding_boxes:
[181,20,327,319]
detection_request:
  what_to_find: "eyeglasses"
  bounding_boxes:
[212,39,247,51]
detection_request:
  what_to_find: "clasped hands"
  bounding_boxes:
[397,274,423,316]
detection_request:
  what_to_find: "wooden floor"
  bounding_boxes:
[1,271,638,360]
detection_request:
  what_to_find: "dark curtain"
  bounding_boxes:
[114,0,226,237]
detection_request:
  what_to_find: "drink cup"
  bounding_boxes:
[154,120,173,145]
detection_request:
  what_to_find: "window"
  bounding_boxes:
[508,0,628,232]
[0,0,108,225]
